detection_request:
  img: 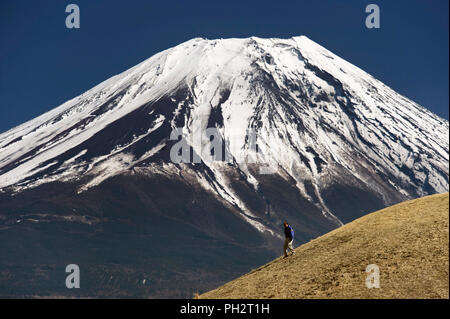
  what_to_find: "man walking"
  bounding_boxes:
[283,221,295,258]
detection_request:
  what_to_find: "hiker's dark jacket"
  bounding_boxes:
[284,225,294,239]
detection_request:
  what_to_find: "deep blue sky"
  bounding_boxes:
[0,0,448,133]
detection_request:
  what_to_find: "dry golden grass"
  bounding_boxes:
[200,193,449,299]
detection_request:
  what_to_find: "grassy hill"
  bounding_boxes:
[200,193,449,299]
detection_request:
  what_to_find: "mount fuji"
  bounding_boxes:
[0,36,448,298]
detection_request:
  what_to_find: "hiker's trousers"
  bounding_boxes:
[284,237,294,255]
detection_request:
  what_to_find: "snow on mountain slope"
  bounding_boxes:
[0,36,448,233]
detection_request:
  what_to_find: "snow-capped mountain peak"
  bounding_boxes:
[0,36,448,233]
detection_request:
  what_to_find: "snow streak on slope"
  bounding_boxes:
[0,36,448,233]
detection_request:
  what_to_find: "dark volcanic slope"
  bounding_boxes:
[0,175,272,298]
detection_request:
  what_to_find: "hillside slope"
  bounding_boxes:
[200,192,449,299]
